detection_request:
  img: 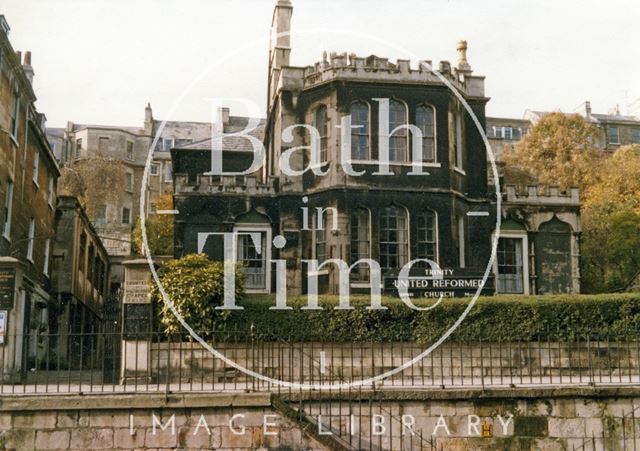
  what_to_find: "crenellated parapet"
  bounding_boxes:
[504,185,580,206]
[174,174,278,196]
[293,52,486,98]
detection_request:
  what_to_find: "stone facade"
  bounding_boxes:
[528,102,640,152]
[0,16,61,380]
[46,104,212,259]
[50,196,111,369]
[172,0,580,297]
[499,186,581,295]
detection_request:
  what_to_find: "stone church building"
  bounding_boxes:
[171,0,580,297]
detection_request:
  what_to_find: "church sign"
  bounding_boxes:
[384,270,494,298]
[124,280,151,304]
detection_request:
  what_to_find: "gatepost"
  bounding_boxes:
[120,258,154,384]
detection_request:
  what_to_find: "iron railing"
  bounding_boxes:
[2,328,640,395]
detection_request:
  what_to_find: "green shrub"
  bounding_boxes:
[208,293,640,342]
[150,254,244,335]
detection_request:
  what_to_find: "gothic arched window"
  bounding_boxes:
[314,105,328,163]
[350,102,369,160]
[416,105,436,162]
[388,99,407,162]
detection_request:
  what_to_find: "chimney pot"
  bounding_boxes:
[585,101,591,116]
[456,40,473,75]
[15,50,22,64]
[24,51,31,66]
[456,40,468,65]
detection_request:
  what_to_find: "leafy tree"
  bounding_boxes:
[581,145,640,292]
[504,112,601,190]
[132,192,174,256]
[150,254,245,335]
[58,156,126,221]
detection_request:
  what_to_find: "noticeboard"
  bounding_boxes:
[0,311,6,344]
[0,269,16,310]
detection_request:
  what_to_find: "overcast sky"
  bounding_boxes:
[2,0,639,127]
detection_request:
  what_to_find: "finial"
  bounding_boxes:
[456,40,468,66]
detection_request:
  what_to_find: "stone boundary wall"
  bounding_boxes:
[1,387,640,450]
[0,393,326,450]
[149,341,640,384]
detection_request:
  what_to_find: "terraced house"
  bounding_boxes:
[0,15,60,378]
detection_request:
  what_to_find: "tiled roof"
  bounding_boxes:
[176,118,266,152]
[590,114,640,124]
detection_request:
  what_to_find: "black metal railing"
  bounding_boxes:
[1,329,640,394]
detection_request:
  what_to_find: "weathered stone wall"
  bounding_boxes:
[291,387,640,450]
[1,388,640,450]
[0,393,327,450]
[149,340,640,386]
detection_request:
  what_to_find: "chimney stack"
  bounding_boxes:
[270,0,293,68]
[217,107,230,126]
[143,102,154,134]
[585,101,591,117]
[22,50,34,84]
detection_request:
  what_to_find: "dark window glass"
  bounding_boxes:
[350,102,369,160]
[379,205,408,271]
[416,105,435,162]
[388,100,407,162]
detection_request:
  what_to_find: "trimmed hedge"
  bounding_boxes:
[212,293,640,342]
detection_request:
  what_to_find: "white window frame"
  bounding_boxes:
[313,105,329,164]
[379,205,410,272]
[27,219,35,262]
[32,151,40,188]
[387,98,410,163]
[457,215,465,268]
[150,163,160,176]
[2,179,14,240]
[162,137,174,151]
[453,114,465,174]
[349,101,371,162]
[96,205,107,225]
[417,209,439,264]
[609,126,620,145]
[125,172,134,192]
[75,138,82,159]
[350,207,372,286]
[43,238,51,276]
[10,91,20,141]
[416,104,437,164]
[47,175,54,208]
[233,224,272,294]
[126,141,134,161]
[492,231,530,295]
[122,207,131,225]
